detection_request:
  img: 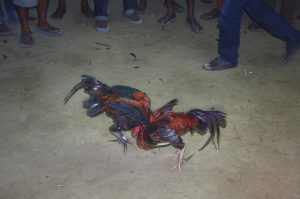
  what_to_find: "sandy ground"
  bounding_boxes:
[0,0,300,199]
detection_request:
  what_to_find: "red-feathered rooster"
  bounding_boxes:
[64,75,177,152]
[131,107,227,171]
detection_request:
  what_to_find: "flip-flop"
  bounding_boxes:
[158,13,176,25]
[186,19,204,34]
[19,34,34,48]
[200,8,220,20]
[203,57,236,71]
[35,27,63,36]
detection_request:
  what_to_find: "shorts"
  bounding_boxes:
[13,0,38,7]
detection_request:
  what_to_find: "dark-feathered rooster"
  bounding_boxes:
[131,107,227,171]
[64,75,153,151]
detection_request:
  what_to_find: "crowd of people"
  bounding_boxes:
[1,0,300,71]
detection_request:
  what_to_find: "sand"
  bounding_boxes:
[0,0,299,198]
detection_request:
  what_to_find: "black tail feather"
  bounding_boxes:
[187,109,227,151]
[64,75,112,105]
[64,81,85,105]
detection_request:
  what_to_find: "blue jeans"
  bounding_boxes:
[218,0,300,65]
[0,0,18,24]
[94,0,137,20]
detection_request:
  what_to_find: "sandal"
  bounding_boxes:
[203,57,236,71]
[200,8,220,20]
[186,18,204,33]
[19,34,34,48]
[35,26,63,36]
[158,13,176,25]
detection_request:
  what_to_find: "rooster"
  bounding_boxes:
[131,107,227,171]
[64,75,179,151]
[64,75,153,151]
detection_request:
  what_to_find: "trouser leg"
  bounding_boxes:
[218,0,246,65]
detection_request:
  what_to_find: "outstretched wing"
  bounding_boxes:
[151,99,178,121]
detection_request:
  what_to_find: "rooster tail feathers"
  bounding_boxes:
[64,75,112,105]
[187,109,227,151]
[80,75,112,94]
[64,81,85,105]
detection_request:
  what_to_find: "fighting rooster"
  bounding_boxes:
[132,107,227,171]
[64,75,153,151]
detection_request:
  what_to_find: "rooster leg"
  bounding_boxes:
[166,146,186,172]
[109,126,129,153]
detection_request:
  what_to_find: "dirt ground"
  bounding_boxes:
[0,0,299,199]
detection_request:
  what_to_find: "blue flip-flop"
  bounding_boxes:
[35,27,63,36]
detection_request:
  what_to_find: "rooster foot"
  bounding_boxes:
[166,146,186,172]
[110,131,130,153]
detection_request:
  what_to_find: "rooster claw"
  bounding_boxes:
[110,131,130,153]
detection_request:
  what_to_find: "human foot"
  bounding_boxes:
[35,25,63,36]
[19,34,34,48]
[186,18,204,33]
[157,12,176,25]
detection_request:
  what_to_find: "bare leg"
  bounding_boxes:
[186,0,203,33]
[15,6,34,47]
[37,0,60,31]
[81,0,93,18]
[158,0,176,25]
[51,0,66,19]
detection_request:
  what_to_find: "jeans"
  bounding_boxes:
[94,0,137,19]
[0,0,18,24]
[218,0,300,65]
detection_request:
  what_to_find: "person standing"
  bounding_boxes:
[203,0,300,70]
[14,0,63,48]
[94,0,142,32]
